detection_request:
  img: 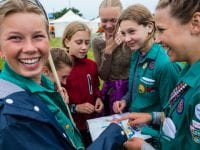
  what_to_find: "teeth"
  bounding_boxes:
[163,46,170,52]
[19,57,40,64]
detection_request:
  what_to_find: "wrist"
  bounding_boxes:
[150,112,162,125]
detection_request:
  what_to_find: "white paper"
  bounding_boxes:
[87,113,151,141]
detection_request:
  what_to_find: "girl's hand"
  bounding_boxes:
[95,98,104,113]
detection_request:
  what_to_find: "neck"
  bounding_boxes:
[105,33,113,40]
[140,38,154,54]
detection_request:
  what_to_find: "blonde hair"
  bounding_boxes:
[62,21,91,48]
[117,4,155,40]
[156,0,200,24]
[99,0,123,10]
[0,0,49,37]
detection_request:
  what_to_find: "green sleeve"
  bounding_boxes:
[188,93,200,148]
[157,62,181,108]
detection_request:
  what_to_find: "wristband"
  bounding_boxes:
[150,112,162,125]
[70,104,77,114]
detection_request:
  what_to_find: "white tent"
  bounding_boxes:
[89,17,100,33]
[51,10,89,37]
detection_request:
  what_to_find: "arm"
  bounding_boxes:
[188,93,200,149]
[87,123,127,150]
[124,138,156,150]
[92,37,105,68]
[92,36,118,80]
[92,62,104,112]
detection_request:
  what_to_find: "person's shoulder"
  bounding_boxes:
[0,79,25,99]
[92,36,106,49]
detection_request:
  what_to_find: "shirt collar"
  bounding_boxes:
[1,62,55,93]
[137,43,163,63]
[181,59,200,88]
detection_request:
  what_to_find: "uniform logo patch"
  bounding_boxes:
[142,62,148,69]
[138,84,145,93]
[194,136,200,144]
[148,61,155,70]
[195,104,200,120]
[192,120,200,129]
[176,98,184,114]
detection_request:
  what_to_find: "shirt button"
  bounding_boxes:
[65,124,70,129]
[5,99,14,104]
[63,133,67,138]
[121,131,125,136]
[33,106,40,112]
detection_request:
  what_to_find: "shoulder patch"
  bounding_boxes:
[195,104,200,121]
[176,98,184,114]
[0,79,24,99]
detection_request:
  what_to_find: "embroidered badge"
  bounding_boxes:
[169,81,188,107]
[87,74,93,95]
[140,77,155,85]
[138,84,145,93]
[195,104,200,120]
[192,120,200,129]
[194,136,200,144]
[148,61,155,70]
[142,62,148,69]
[190,124,200,144]
[176,98,184,114]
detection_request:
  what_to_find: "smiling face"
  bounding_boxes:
[65,30,90,59]
[0,12,50,83]
[120,20,153,52]
[155,7,194,63]
[99,7,121,38]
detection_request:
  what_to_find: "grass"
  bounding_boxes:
[0,58,4,70]
[50,38,94,60]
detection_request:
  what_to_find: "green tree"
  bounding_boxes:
[53,7,82,19]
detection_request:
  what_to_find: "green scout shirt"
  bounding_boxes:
[0,62,84,150]
[160,60,200,150]
[123,43,181,112]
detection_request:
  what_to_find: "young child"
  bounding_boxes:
[43,47,73,103]
[62,21,104,147]
[113,4,181,113]
[0,0,84,149]
[43,47,73,85]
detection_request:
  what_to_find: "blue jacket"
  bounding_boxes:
[87,123,127,150]
[0,79,75,150]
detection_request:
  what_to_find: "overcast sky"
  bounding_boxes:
[39,0,159,20]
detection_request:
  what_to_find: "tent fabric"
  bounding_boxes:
[51,10,89,24]
[50,10,90,37]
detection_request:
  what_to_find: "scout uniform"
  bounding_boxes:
[0,62,84,150]
[123,43,181,112]
[160,60,200,149]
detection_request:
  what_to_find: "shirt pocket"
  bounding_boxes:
[138,77,156,96]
